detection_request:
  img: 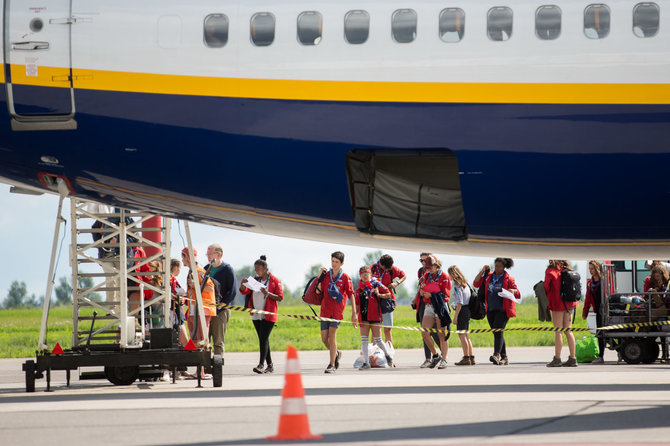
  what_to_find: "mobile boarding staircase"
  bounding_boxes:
[22,196,222,391]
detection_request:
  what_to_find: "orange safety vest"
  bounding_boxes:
[186,264,216,317]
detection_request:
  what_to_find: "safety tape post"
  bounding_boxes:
[177,296,670,335]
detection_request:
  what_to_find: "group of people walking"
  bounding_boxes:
[169,245,625,375]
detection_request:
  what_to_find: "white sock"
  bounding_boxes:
[361,336,369,363]
[374,337,391,357]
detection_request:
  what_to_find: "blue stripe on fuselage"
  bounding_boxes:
[1,85,670,240]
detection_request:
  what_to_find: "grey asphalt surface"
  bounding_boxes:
[2,346,670,445]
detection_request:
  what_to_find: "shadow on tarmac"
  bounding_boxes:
[167,403,670,445]
[3,382,670,404]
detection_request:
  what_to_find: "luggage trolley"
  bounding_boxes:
[599,263,670,364]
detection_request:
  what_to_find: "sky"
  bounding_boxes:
[0,188,586,306]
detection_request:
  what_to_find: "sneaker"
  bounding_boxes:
[501,356,509,365]
[385,355,394,368]
[359,362,371,370]
[253,364,264,374]
[324,364,336,374]
[334,350,342,370]
[490,355,502,365]
[592,356,604,364]
[263,364,274,374]
[546,357,562,367]
[437,359,448,369]
[420,359,431,368]
[469,356,476,365]
[562,356,578,367]
[429,354,440,369]
[455,356,471,366]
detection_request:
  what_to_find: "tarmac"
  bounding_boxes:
[2,346,670,445]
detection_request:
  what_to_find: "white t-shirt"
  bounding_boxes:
[450,284,471,309]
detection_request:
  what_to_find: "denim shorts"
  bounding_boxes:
[320,320,341,331]
[382,311,393,327]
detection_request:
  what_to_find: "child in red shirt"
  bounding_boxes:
[356,266,393,369]
[316,251,358,374]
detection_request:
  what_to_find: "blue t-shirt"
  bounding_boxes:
[487,273,504,312]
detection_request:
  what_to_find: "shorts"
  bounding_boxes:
[457,306,471,331]
[382,312,393,327]
[320,320,341,330]
[423,304,438,319]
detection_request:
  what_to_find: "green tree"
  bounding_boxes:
[24,293,43,308]
[54,276,73,306]
[3,281,28,309]
[362,250,383,267]
[304,264,322,283]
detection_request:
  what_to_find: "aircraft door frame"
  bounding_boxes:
[3,0,76,130]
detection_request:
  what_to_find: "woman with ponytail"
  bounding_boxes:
[473,258,520,365]
[239,255,284,374]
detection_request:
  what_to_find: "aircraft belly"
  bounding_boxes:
[0,86,669,250]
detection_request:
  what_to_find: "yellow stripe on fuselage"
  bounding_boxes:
[4,64,670,104]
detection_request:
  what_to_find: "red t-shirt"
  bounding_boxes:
[370,263,406,302]
[355,279,389,323]
[319,270,354,320]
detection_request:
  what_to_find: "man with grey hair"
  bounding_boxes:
[205,243,237,357]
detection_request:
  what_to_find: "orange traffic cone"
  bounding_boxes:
[267,345,322,441]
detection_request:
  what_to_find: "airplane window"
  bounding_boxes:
[298,11,322,45]
[487,7,513,41]
[344,10,370,44]
[584,4,610,39]
[392,9,417,43]
[633,3,659,37]
[439,8,465,43]
[204,14,229,48]
[535,5,561,40]
[251,12,275,46]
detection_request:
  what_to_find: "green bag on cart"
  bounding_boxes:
[576,336,600,363]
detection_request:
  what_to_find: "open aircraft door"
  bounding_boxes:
[3,0,76,130]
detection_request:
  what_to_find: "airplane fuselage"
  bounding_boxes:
[2,0,669,257]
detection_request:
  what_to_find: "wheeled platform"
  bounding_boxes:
[23,346,223,392]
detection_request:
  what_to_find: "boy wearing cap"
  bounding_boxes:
[356,266,394,369]
[316,251,358,374]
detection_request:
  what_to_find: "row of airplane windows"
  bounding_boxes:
[202,3,660,47]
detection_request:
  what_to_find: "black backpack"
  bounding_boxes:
[468,282,486,320]
[560,269,582,302]
[210,277,224,305]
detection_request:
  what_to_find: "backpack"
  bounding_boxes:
[373,264,397,313]
[302,276,322,306]
[380,296,396,314]
[560,268,582,302]
[468,283,486,320]
[210,277,224,305]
